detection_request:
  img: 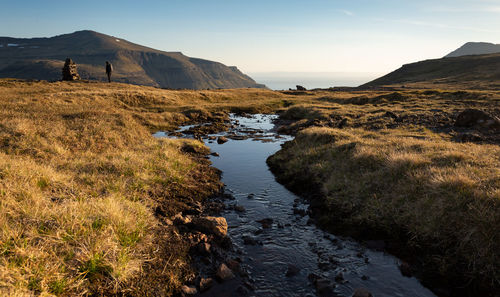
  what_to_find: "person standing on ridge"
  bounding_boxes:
[105,61,113,82]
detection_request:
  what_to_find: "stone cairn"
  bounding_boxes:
[61,58,80,81]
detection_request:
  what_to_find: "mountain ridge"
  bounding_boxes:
[361,42,500,89]
[0,30,266,89]
[445,42,500,58]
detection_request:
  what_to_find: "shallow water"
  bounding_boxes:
[162,114,437,297]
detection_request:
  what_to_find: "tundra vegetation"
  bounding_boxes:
[0,79,498,296]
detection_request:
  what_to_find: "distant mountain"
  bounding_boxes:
[361,53,500,89]
[445,42,500,58]
[0,30,265,89]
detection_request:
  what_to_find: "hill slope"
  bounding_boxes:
[0,30,265,89]
[361,53,500,89]
[445,42,500,58]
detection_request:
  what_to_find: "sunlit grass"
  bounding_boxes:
[268,126,500,291]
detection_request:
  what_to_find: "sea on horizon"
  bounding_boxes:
[249,72,383,90]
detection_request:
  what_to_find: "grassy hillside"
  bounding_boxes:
[362,53,500,90]
[0,31,265,89]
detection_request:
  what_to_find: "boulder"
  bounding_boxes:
[191,216,228,237]
[216,263,235,281]
[455,109,500,132]
[296,85,307,91]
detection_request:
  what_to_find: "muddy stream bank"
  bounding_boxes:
[156,114,437,297]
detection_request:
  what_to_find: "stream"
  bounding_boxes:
[157,114,437,297]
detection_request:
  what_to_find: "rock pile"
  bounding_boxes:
[61,58,80,81]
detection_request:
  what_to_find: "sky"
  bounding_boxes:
[1,0,500,74]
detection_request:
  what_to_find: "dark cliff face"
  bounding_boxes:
[0,30,266,89]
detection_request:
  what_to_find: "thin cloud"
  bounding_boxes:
[429,5,500,13]
[338,9,354,16]
[373,17,500,33]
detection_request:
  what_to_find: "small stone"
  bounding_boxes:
[226,259,241,272]
[293,208,307,217]
[285,264,300,277]
[361,275,369,280]
[210,152,220,157]
[181,285,197,295]
[191,216,228,237]
[199,277,213,292]
[208,136,217,140]
[217,136,228,144]
[216,263,235,281]
[222,193,235,200]
[236,285,249,295]
[197,242,211,256]
[256,218,273,228]
[352,287,373,297]
[243,280,255,290]
[334,272,344,282]
[318,260,330,270]
[399,261,412,277]
[233,205,245,212]
[314,278,335,297]
[308,273,319,282]
[384,111,398,119]
[173,213,191,225]
[243,235,258,245]
[365,240,385,251]
[253,228,263,235]
[220,236,233,249]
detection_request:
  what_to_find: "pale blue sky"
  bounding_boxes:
[1,0,499,73]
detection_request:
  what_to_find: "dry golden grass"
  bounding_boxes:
[268,88,500,295]
[0,79,280,296]
[268,125,500,294]
[1,79,499,296]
